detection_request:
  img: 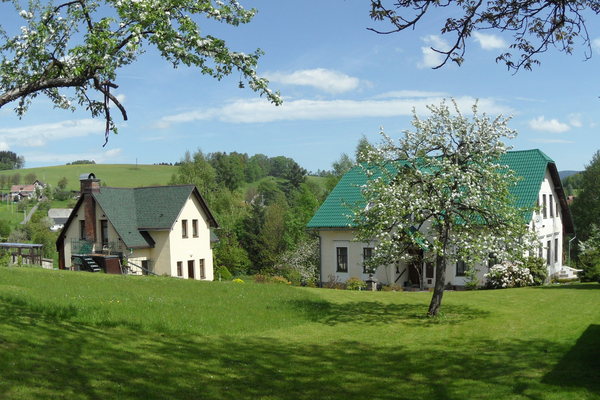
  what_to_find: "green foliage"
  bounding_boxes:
[464,267,480,290]
[346,277,367,291]
[0,151,24,170]
[57,177,68,190]
[66,160,96,165]
[214,264,233,281]
[355,100,535,315]
[355,135,375,163]
[520,256,548,286]
[571,151,600,243]
[0,0,280,137]
[23,173,37,184]
[332,153,354,177]
[577,225,600,282]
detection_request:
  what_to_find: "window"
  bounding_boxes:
[177,261,183,277]
[538,245,543,259]
[554,238,559,263]
[188,260,195,279]
[79,220,86,240]
[546,240,551,266]
[100,220,108,247]
[425,262,434,279]
[336,247,348,272]
[192,219,198,238]
[199,259,205,279]
[456,260,467,277]
[362,247,373,273]
[542,194,547,218]
[182,219,188,238]
[549,195,554,217]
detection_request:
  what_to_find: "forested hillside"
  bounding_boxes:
[169,150,342,282]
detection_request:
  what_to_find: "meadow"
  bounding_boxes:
[0,266,598,400]
[0,164,177,191]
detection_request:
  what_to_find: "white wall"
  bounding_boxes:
[168,194,214,281]
[317,167,566,286]
[531,169,564,277]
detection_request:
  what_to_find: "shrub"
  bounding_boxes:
[484,261,533,289]
[381,283,403,292]
[520,256,547,285]
[253,274,267,283]
[346,277,367,291]
[214,265,233,281]
[464,267,480,290]
[323,274,345,290]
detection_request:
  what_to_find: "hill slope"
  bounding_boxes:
[0,164,177,191]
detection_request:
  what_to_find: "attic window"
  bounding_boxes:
[182,220,188,238]
[192,219,198,238]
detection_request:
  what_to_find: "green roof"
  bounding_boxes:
[307,149,557,229]
[93,185,217,248]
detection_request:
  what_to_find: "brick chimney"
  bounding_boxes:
[80,173,100,243]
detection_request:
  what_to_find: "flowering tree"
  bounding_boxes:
[355,100,535,316]
[0,0,281,144]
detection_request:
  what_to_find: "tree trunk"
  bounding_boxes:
[428,224,450,316]
[427,254,446,316]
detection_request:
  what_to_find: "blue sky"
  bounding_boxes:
[1,1,599,173]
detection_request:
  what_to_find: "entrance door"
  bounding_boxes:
[187,260,195,279]
[408,262,421,285]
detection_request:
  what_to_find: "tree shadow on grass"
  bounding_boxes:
[534,283,600,290]
[291,299,490,326]
[1,300,589,400]
[542,324,600,394]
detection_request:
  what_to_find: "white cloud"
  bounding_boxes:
[24,148,123,164]
[374,90,449,99]
[264,68,360,94]
[0,119,104,147]
[0,142,9,151]
[592,37,600,52]
[530,138,574,144]
[418,35,449,69]
[528,116,570,133]
[568,113,583,128]
[158,96,513,126]
[473,32,507,50]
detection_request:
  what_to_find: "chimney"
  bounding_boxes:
[80,173,100,194]
[80,173,100,243]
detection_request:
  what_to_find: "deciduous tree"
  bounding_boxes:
[0,0,281,144]
[369,0,597,71]
[355,100,535,316]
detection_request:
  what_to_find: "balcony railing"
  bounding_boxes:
[71,239,126,255]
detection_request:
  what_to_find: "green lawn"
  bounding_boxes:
[0,267,598,400]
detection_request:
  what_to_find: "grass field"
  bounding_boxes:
[0,164,177,191]
[0,267,598,400]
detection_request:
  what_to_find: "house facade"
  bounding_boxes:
[307,150,575,288]
[10,180,46,201]
[56,173,218,280]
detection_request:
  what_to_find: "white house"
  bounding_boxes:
[56,173,219,280]
[307,149,575,288]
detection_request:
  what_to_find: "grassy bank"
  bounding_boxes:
[0,267,598,399]
[0,164,176,191]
